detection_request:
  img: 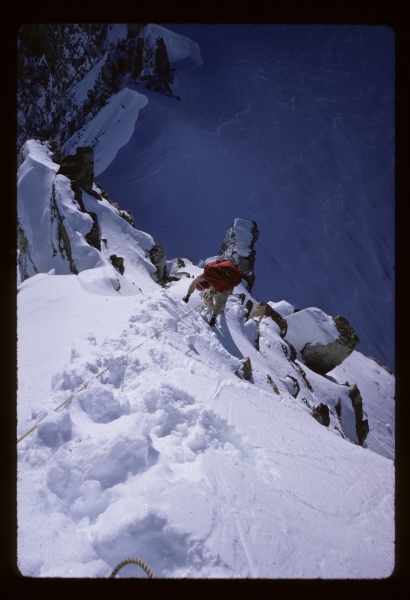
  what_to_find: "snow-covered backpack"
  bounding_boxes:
[200,258,243,293]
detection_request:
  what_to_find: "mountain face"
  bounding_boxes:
[17,24,394,578]
[17,23,185,149]
[17,23,394,370]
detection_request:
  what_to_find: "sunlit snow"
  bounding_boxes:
[17,24,395,580]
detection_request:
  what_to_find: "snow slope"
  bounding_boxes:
[17,265,394,578]
[17,144,395,579]
[16,24,395,579]
[63,87,148,176]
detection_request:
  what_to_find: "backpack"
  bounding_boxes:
[201,258,243,293]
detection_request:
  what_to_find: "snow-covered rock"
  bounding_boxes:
[17,139,160,294]
[284,308,360,375]
[218,218,260,292]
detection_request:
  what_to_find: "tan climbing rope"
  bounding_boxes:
[17,302,202,444]
[109,557,154,579]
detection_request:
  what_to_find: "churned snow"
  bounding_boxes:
[17,262,395,578]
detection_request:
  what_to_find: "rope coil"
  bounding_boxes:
[17,302,202,444]
[109,557,154,578]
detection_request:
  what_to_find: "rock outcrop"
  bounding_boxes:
[148,245,168,283]
[248,302,288,338]
[58,147,94,194]
[218,218,259,292]
[311,403,330,427]
[348,384,370,446]
[301,315,360,376]
[110,255,125,275]
[284,308,360,376]
[234,357,252,381]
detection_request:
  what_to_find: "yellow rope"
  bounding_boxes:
[109,557,154,578]
[17,302,202,444]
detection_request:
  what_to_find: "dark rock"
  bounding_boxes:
[149,244,167,283]
[177,258,186,267]
[267,374,280,394]
[218,218,259,292]
[50,182,78,274]
[291,362,314,392]
[301,315,360,375]
[311,403,330,427]
[119,209,136,228]
[235,356,252,381]
[17,222,38,281]
[58,146,94,193]
[348,384,370,445]
[48,140,62,164]
[249,302,287,337]
[127,23,147,38]
[241,357,252,381]
[84,211,100,251]
[281,342,297,363]
[94,182,111,202]
[244,299,254,320]
[110,254,125,275]
[286,375,300,398]
[236,293,246,305]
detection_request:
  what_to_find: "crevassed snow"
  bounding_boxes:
[140,24,203,68]
[63,88,148,176]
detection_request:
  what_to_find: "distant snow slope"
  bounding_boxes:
[63,88,148,176]
[97,24,394,371]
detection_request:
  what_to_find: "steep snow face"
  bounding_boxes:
[17,144,394,578]
[97,24,394,371]
[63,88,148,176]
[330,352,395,460]
[17,264,394,578]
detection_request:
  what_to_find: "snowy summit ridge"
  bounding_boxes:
[17,24,394,579]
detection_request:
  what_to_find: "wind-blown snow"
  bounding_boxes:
[63,88,148,176]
